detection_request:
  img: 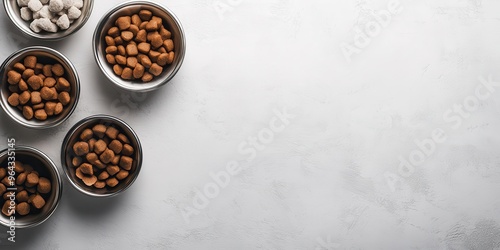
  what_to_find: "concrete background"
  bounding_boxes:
[1,0,500,249]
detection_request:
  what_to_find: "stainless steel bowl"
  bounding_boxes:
[3,0,93,40]
[61,115,143,198]
[0,46,80,129]
[0,146,63,229]
[93,0,186,92]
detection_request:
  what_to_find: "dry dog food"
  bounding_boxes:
[104,9,175,82]
[0,161,52,217]
[17,0,84,33]
[6,55,71,121]
[71,124,135,189]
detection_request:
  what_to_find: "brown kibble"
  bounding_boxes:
[88,138,96,151]
[111,155,120,165]
[106,54,116,64]
[121,31,134,42]
[131,14,141,26]
[75,166,84,179]
[146,31,158,42]
[113,64,123,76]
[16,172,27,186]
[100,148,115,164]
[51,63,65,76]
[120,156,133,171]
[106,126,120,139]
[35,63,44,74]
[157,47,166,53]
[33,103,44,110]
[80,128,93,141]
[139,10,152,21]
[133,63,145,79]
[135,29,147,43]
[0,169,5,179]
[31,194,45,209]
[20,91,31,104]
[93,124,107,138]
[85,152,98,164]
[142,72,153,82]
[126,44,138,56]
[13,62,26,72]
[2,201,14,216]
[151,16,162,26]
[149,63,163,76]
[163,39,174,52]
[58,91,71,106]
[0,184,5,196]
[34,109,48,120]
[116,16,131,30]
[37,177,51,194]
[94,139,107,154]
[98,171,109,181]
[1,177,11,187]
[45,102,57,116]
[82,175,98,186]
[7,93,19,107]
[17,202,30,216]
[137,42,150,54]
[121,67,133,80]
[31,91,42,104]
[108,26,120,37]
[166,51,175,65]
[55,102,64,115]
[106,178,119,187]
[129,24,139,36]
[14,161,24,173]
[116,170,129,180]
[55,77,71,92]
[26,172,39,187]
[7,70,21,85]
[117,45,126,56]
[73,141,90,156]
[72,156,82,167]
[22,69,35,80]
[115,55,127,65]
[127,57,138,68]
[44,77,56,88]
[23,106,34,120]
[16,190,29,202]
[122,144,134,156]
[159,26,171,40]
[105,35,115,46]
[150,35,162,49]
[79,163,93,175]
[157,53,169,66]
[148,50,161,62]
[42,65,52,77]
[146,20,158,31]
[94,181,106,189]
[24,56,37,68]
[106,165,120,176]
[106,46,118,54]
[114,36,123,45]
[27,75,43,90]
[37,73,46,80]
[138,54,152,68]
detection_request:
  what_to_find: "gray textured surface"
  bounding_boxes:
[0,0,500,249]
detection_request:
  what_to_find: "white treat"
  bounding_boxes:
[40,0,49,3]
[37,5,54,19]
[62,0,72,9]
[28,0,43,12]
[73,0,83,8]
[20,7,32,21]
[57,10,66,16]
[48,0,63,12]
[17,0,30,7]
[33,10,40,19]
[51,16,59,23]
[29,19,41,32]
[67,6,81,19]
[56,14,70,30]
[37,17,58,32]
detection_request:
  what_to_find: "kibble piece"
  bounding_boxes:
[27,75,43,90]
[75,167,84,179]
[85,152,98,163]
[1,177,11,187]
[94,139,107,154]
[105,36,115,46]
[9,84,19,93]
[54,102,64,115]
[111,155,120,165]
[129,24,139,36]
[79,163,93,175]
[14,161,25,173]
[139,21,147,30]
[0,169,6,179]
[106,165,120,176]
[0,184,5,197]
[126,44,138,56]
[100,148,115,164]
[149,63,163,76]
[137,42,150,54]
[106,178,119,188]
[43,77,56,87]
[2,201,14,216]
[31,91,42,104]
[106,46,117,54]
[146,20,158,31]
[120,156,133,171]
[26,172,39,187]
[138,54,152,68]
[114,36,124,46]
[117,45,126,56]
[151,33,163,48]
[135,29,147,43]
[157,47,167,54]
[33,103,45,110]
[106,54,116,64]
[159,26,171,40]
[7,70,22,85]
[82,175,97,186]
[35,63,44,74]
[37,177,51,194]
[22,68,35,80]
[72,156,82,167]
[16,190,29,202]
[121,31,134,42]
[31,194,46,209]
[45,101,57,115]
[166,51,175,65]
[16,202,30,216]
[126,57,138,68]
[24,56,37,68]
[113,65,123,76]
[115,55,127,65]
[73,141,89,156]
[88,138,96,151]
[55,77,71,91]
[93,124,107,138]
[157,53,169,66]
[133,64,145,79]
[94,181,106,189]
[116,16,131,30]
[108,26,120,37]
[13,62,26,72]
[142,72,153,82]
[23,106,34,120]
[116,170,129,180]
[105,126,119,139]
[117,133,130,143]
[34,109,48,120]
[121,67,133,80]
[122,144,134,156]
[58,91,71,105]
[51,63,65,76]
[98,171,109,181]
[7,93,20,107]
[148,50,161,62]
[80,128,93,141]
[139,10,152,21]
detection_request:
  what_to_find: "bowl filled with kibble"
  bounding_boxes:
[93,0,186,92]
[3,0,93,40]
[61,115,143,197]
[0,146,63,228]
[0,46,80,129]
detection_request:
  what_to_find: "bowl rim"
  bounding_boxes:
[60,114,143,198]
[92,0,186,92]
[0,46,81,129]
[0,145,63,229]
[2,0,95,40]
